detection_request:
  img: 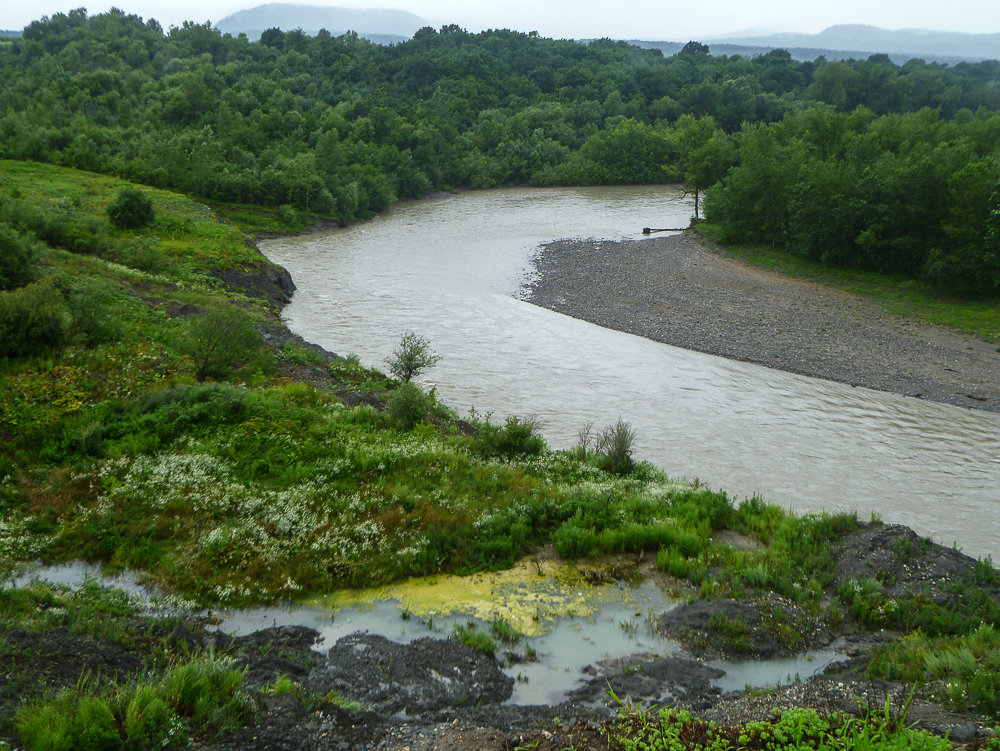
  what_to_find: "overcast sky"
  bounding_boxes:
[3,0,998,39]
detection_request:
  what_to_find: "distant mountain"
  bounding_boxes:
[710,24,1000,62]
[628,39,982,66]
[215,3,426,43]
[0,30,22,38]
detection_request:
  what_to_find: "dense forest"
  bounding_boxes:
[2,9,1000,290]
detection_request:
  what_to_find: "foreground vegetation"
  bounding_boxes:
[0,8,998,747]
[1,161,999,747]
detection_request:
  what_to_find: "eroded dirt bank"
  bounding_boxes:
[524,232,1000,412]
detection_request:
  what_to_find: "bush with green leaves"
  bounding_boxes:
[0,222,40,290]
[386,331,440,382]
[107,188,154,230]
[65,277,124,347]
[474,415,546,458]
[179,306,261,381]
[0,280,67,358]
[116,238,166,273]
[386,381,431,429]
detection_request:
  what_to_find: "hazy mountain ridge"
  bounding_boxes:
[215,3,426,42]
[712,24,1000,61]
[629,39,983,66]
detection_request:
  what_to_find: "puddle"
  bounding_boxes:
[7,561,849,704]
[6,561,171,608]
[709,648,849,694]
[219,561,682,705]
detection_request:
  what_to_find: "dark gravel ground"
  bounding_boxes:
[523,232,1000,412]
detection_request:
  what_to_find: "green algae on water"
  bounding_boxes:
[306,559,655,637]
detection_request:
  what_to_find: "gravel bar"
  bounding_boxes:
[523,232,1000,412]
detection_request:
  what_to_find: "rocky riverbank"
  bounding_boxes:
[523,232,1000,412]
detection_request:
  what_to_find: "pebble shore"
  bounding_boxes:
[523,232,1000,412]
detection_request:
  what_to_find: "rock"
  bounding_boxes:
[306,633,514,714]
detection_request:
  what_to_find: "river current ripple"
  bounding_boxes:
[260,186,1000,560]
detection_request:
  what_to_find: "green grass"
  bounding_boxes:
[454,622,497,658]
[204,199,332,237]
[15,651,254,751]
[610,706,953,751]
[870,624,1000,718]
[696,223,1000,345]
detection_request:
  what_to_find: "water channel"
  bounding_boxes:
[260,186,1000,560]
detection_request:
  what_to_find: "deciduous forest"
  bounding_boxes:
[2,10,1000,290]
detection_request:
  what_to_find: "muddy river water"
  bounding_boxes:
[260,185,1000,561]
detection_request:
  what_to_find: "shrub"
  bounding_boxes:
[553,523,599,558]
[275,204,299,229]
[0,222,40,290]
[475,415,546,458]
[179,306,261,381]
[386,331,440,382]
[117,238,165,273]
[65,277,124,346]
[386,381,431,429]
[0,280,67,358]
[0,196,107,255]
[107,188,154,230]
[595,418,637,475]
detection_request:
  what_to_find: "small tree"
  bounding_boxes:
[180,307,260,382]
[107,188,154,230]
[386,331,440,382]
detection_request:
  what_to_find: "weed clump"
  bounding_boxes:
[475,415,546,458]
[453,622,497,658]
[16,652,253,751]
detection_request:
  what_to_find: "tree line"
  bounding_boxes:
[2,10,999,291]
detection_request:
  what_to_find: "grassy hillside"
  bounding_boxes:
[0,160,803,604]
[2,161,999,749]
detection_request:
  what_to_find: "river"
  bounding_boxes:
[260,186,1000,560]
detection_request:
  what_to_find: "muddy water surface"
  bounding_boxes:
[261,187,1000,560]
